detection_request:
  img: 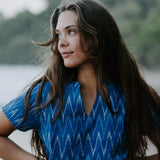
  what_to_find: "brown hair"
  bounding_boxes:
[24,0,160,159]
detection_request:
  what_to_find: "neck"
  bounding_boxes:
[77,62,97,91]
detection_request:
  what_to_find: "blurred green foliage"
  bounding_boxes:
[0,0,159,68]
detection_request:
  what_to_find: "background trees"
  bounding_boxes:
[0,0,159,69]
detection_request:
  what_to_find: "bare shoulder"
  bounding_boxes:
[0,109,15,136]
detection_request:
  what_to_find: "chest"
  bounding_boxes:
[38,86,126,159]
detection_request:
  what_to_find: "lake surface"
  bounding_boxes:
[0,65,160,106]
[0,65,44,158]
[0,65,160,158]
[0,65,44,106]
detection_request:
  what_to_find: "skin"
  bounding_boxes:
[0,10,160,160]
[0,10,97,159]
[56,11,98,116]
[56,11,90,68]
[0,110,38,160]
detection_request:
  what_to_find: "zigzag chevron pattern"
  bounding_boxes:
[2,81,127,160]
[38,82,127,160]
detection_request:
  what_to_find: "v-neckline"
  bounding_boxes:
[79,90,99,117]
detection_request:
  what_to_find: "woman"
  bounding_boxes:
[0,0,160,159]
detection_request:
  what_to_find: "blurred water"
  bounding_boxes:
[143,69,160,94]
[0,65,44,159]
[0,65,160,106]
[0,65,44,106]
[0,65,160,158]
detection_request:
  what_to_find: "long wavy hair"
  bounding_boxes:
[24,0,160,159]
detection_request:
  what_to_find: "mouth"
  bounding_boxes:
[61,51,73,58]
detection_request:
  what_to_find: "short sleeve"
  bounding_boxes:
[2,83,41,131]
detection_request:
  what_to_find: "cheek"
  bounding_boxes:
[57,41,60,51]
[57,45,60,53]
[70,38,80,49]
[79,37,89,52]
[72,38,88,53]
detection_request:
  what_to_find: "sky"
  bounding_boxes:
[0,0,48,19]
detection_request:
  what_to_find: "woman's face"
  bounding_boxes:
[56,10,90,68]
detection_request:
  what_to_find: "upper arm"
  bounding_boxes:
[0,110,16,136]
[0,83,48,133]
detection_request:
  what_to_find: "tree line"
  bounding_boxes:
[0,0,160,68]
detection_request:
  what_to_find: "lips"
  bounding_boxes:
[61,51,73,58]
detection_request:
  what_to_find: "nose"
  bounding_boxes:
[58,35,69,48]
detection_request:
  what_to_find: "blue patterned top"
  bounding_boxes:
[2,81,128,160]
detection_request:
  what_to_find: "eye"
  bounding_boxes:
[68,30,75,35]
[56,33,62,40]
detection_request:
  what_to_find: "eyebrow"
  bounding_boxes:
[56,25,77,32]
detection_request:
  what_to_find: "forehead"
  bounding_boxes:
[56,11,78,30]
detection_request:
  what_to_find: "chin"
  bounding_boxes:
[64,65,76,68]
[64,62,78,68]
